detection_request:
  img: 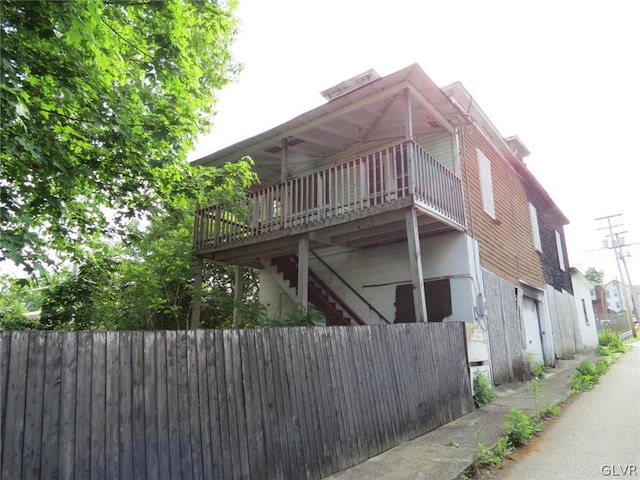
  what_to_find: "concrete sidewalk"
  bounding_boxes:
[324,352,601,480]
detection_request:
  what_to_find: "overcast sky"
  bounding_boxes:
[189,0,640,285]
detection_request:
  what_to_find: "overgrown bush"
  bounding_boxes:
[473,371,496,408]
[598,330,626,353]
[262,305,325,327]
[502,407,541,446]
[570,359,613,393]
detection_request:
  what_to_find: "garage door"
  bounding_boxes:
[522,297,544,364]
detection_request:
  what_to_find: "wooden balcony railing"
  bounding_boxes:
[194,140,465,250]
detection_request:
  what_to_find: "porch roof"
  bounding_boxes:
[192,64,469,186]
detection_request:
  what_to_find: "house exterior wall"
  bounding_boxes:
[308,231,474,322]
[571,270,599,351]
[545,285,579,359]
[525,186,573,294]
[458,126,545,289]
[481,269,530,385]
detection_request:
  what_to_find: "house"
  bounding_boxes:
[570,268,599,351]
[191,64,578,385]
[594,279,638,335]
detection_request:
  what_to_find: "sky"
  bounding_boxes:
[189,0,640,285]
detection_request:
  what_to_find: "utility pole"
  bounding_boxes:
[596,214,637,338]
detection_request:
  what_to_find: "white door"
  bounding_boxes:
[522,297,544,364]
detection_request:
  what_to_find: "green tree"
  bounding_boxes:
[36,160,262,331]
[584,267,604,284]
[1,0,239,272]
[0,275,43,329]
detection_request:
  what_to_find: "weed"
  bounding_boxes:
[502,408,541,446]
[472,430,501,470]
[594,358,610,376]
[570,358,613,394]
[598,329,619,346]
[531,361,548,378]
[595,345,611,356]
[598,330,626,353]
[570,372,597,393]
[473,371,496,408]
[542,403,561,417]
[529,376,540,397]
[576,360,597,376]
[533,402,561,421]
[493,435,515,459]
[445,440,460,448]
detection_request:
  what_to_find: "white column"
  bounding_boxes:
[297,234,309,312]
[406,209,427,322]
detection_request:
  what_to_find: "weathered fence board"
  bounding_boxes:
[1,323,473,480]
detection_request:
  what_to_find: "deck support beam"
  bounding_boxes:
[190,257,204,329]
[233,265,245,327]
[297,234,310,312]
[406,209,428,322]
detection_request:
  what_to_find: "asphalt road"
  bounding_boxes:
[491,343,640,480]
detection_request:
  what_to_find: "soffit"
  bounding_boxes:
[192,64,466,186]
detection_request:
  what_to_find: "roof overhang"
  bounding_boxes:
[192,64,469,186]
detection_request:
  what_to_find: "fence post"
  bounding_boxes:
[190,258,203,329]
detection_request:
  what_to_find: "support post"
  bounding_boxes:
[406,209,427,322]
[281,138,289,183]
[190,257,203,329]
[233,265,245,328]
[298,234,309,312]
[404,87,413,140]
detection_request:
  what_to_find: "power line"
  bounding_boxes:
[595,214,637,337]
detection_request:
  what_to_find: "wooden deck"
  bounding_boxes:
[194,140,465,260]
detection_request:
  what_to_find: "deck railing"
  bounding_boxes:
[194,140,465,250]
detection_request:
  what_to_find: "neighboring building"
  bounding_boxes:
[191,64,581,386]
[592,284,610,323]
[604,279,625,312]
[570,268,599,351]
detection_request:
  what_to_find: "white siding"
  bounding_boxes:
[571,271,599,351]
[308,231,475,323]
[418,130,454,170]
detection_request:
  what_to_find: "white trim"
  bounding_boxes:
[555,230,565,271]
[529,203,542,252]
[477,149,495,218]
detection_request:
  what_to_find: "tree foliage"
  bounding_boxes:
[584,267,604,284]
[1,0,239,271]
[5,160,262,331]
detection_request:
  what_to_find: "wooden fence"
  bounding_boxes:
[1,323,473,480]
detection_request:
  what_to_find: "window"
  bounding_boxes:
[477,149,495,218]
[529,203,541,252]
[581,298,590,325]
[394,279,452,323]
[555,230,565,271]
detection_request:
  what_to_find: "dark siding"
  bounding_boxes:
[526,188,574,294]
